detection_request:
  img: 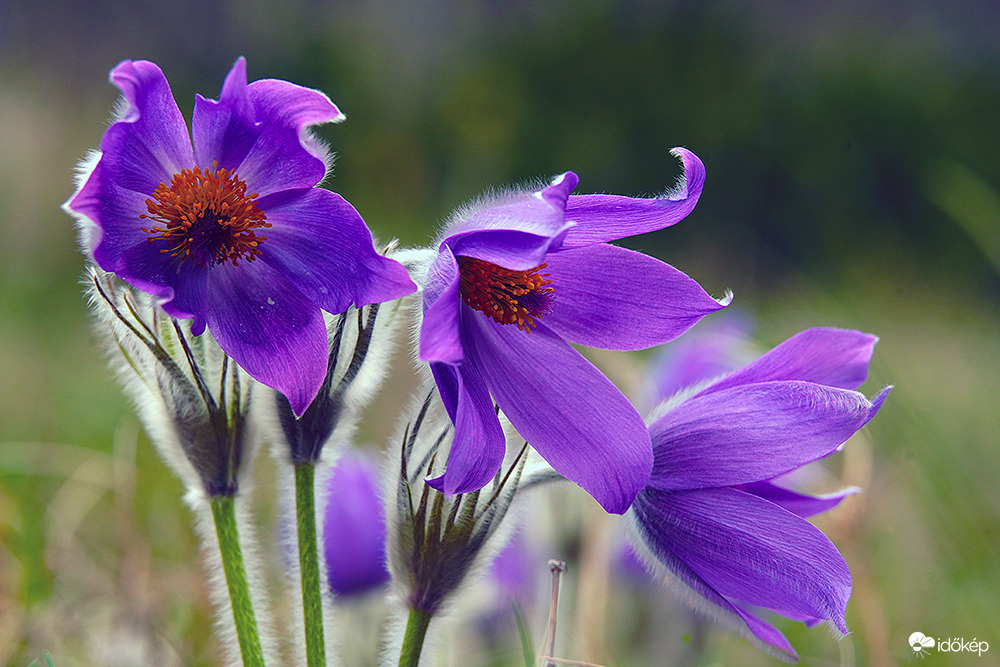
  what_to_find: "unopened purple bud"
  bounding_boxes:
[323,450,390,598]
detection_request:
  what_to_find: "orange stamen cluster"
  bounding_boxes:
[140,163,270,267]
[457,256,554,332]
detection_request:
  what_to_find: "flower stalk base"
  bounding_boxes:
[210,495,265,667]
[398,607,432,667]
[295,462,326,667]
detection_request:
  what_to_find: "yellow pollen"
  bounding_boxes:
[140,162,270,267]
[457,256,554,332]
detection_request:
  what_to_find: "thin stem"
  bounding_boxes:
[538,560,567,667]
[294,462,326,667]
[210,495,265,667]
[398,606,432,667]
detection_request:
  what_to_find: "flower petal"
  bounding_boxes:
[701,328,878,395]
[425,361,507,495]
[257,187,415,314]
[447,225,573,271]
[648,381,877,491]
[419,245,465,364]
[739,480,859,518]
[542,243,730,350]
[201,261,329,415]
[191,57,261,174]
[446,172,578,241]
[116,236,205,324]
[69,164,156,270]
[193,58,345,197]
[630,490,797,659]
[70,61,195,270]
[100,60,195,195]
[465,313,652,514]
[634,487,851,633]
[561,148,704,247]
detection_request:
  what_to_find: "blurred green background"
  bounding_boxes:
[2,1,999,665]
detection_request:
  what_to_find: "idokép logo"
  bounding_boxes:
[909,632,990,658]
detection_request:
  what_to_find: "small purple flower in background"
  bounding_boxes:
[628,328,890,659]
[64,57,415,414]
[640,309,756,410]
[323,450,390,598]
[419,149,730,513]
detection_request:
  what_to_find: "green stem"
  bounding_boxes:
[295,462,326,667]
[398,607,432,667]
[210,495,265,667]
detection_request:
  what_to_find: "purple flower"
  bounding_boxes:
[629,327,890,659]
[419,149,729,513]
[323,450,390,598]
[65,58,415,414]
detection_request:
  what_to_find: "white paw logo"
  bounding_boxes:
[909,632,935,657]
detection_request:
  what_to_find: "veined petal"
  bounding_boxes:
[420,244,464,364]
[447,224,573,272]
[191,57,260,174]
[701,328,878,395]
[445,172,578,241]
[71,164,155,270]
[193,58,344,197]
[561,148,705,247]
[202,261,329,415]
[257,187,415,314]
[636,487,851,633]
[543,243,730,350]
[116,237,205,325]
[739,480,859,518]
[465,313,652,514]
[99,60,195,195]
[631,489,797,659]
[648,381,877,491]
[425,361,506,495]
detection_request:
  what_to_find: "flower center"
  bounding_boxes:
[457,256,554,332]
[140,164,270,267]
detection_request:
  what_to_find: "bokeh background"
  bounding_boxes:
[2,1,999,665]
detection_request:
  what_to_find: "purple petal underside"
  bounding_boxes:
[542,243,729,350]
[445,172,579,243]
[647,381,877,491]
[465,313,652,514]
[420,244,464,364]
[739,480,859,518]
[425,360,507,495]
[257,187,416,314]
[702,328,878,396]
[561,148,705,247]
[200,260,329,415]
[636,487,851,632]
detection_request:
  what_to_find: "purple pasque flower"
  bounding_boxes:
[643,313,860,515]
[419,148,729,514]
[65,58,415,414]
[323,450,390,598]
[629,327,890,659]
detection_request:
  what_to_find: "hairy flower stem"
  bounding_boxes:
[398,607,432,667]
[210,495,265,667]
[295,462,326,667]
